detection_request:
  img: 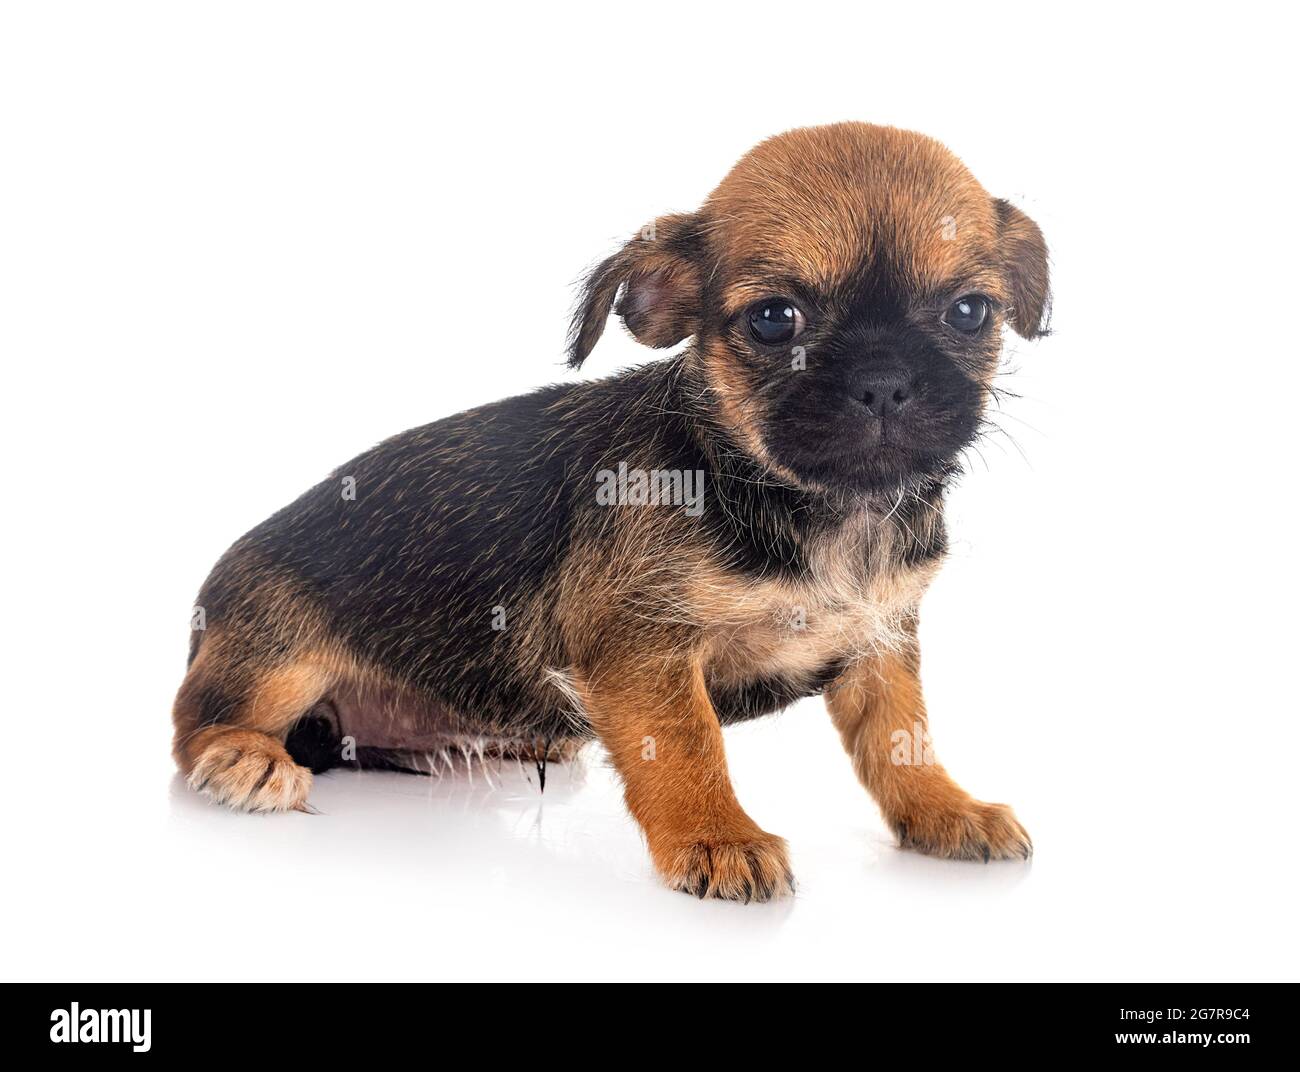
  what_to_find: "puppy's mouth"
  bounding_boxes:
[761,399,978,494]
[842,431,951,489]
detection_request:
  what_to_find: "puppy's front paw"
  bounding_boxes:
[188,730,313,813]
[895,800,1031,861]
[654,831,795,902]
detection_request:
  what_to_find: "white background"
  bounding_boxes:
[2,2,1297,981]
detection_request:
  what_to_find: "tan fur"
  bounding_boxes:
[704,123,1005,298]
[173,632,339,811]
[700,509,941,690]
[575,656,792,902]
[184,726,313,813]
[826,629,1031,861]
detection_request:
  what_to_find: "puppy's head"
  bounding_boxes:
[569,122,1050,494]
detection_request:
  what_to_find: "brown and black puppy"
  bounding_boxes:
[174,122,1049,901]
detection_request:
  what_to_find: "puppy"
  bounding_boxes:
[174,122,1048,901]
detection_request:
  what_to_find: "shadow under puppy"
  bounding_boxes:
[174,121,1049,901]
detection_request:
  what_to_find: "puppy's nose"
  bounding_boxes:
[850,369,914,418]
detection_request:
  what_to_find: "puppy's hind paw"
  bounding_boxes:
[188,729,313,813]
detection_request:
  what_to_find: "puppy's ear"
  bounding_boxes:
[567,212,703,367]
[995,199,1051,339]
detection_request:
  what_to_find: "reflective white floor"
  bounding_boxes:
[6,0,1300,987]
[10,694,1293,982]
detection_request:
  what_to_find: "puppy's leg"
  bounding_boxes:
[580,658,793,901]
[826,626,1031,861]
[172,639,329,813]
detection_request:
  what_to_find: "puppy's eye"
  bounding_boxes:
[748,300,807,345]
[944,295,989,334]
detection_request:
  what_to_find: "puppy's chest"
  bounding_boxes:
[703,533,938,686]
